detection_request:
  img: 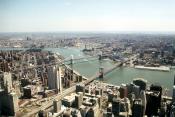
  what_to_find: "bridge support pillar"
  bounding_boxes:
[99,67,104,80]
[70,57,74,81]
[70,58,73,65]
[99,55,102,61]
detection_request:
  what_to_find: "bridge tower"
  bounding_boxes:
[98,51,104,81]
[98,55,102,61]
[70,55,74,67]
[98,51,103,61]
[99,67,104,81]
[70,55,74,81]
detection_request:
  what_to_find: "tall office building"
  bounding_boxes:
[2,60,9,72]
[126,83,133,94]
[76,84,85,94]
[86,108,94,117]
[132,99,144,117]
[75,94,83,109]
[47,66,57,89]
[47,66,62,92]
[58,67,62,93]
[133,78,147,91]
[38,110,47,117]
[173,86,175,102]
[150,84,162,109]
[120,101,127,112]
[145,91,160,116]
[108,92,119,102]
[123,97,131,114]
[132,84,140,98]
[173,75,175,102]
[23,86,32,98]
[0,92,19,116]
[173,75,175,85]
[112,98,121,116]
[170,105,175,117]
[119,84,128,99]
[140,90,146,115]
[97,95,102,109]
[128,93,135,107]
[3,72,12,93]
[53,100,62,113]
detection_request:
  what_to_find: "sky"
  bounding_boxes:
[0,0,175,32]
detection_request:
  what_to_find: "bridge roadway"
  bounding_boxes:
[84,62,123,85]
[23,62,122,117]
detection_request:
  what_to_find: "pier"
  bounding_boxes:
[135,65,170,72]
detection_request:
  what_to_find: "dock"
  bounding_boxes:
[135,65,170,72]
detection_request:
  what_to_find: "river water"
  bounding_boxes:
[0,47,173,96]
[45,47,174,96]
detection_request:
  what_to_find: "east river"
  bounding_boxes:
[45,47,174,96]
[0,47,174,96]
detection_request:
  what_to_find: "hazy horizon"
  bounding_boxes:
[0,31,175,34]
[1,0,175,32]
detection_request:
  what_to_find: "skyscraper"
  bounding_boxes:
[170,105,175,117]
[173,86,175,102]
[53,100,61,113]
[140,90,146,115]
[47,66,61,92]
[133,78,147,91]
[150,84,162,108]
[173,75,175,102]
[119,84,128,99]
[75,94,82,109]
[112,98,121,116]
[132,99,144,117]
[145,91,160,116]
[3,72,12,93]
[132,84,140,98]
[0,92,19,116]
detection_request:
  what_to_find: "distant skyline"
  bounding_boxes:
[0,0,175,32]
